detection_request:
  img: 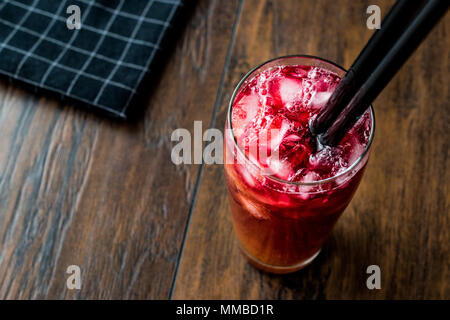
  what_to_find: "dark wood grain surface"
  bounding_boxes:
[0,0,448,299]
[0,0,240,299]
[172,0,449,299]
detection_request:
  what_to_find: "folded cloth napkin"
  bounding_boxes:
[0,0,183,117]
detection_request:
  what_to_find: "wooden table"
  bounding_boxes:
[0,0,448,299]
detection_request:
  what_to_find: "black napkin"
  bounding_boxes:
[0,0,183,117]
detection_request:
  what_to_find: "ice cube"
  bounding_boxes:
[266,155,292,180]
[257,117,290,156]
[281,65,309,79]
[232,92,261,132]
[347,138,365,166]
[307,67,322,80]
[238,194,269,220]
[295,171,322,199]
[283,134,301,143]
[310,91,332,110]
[302,170,322,183]
[269,118,290,149]
[237,165,256,187]
[308,146,338,174]
[284,143,311,171]
[278,78,303,105]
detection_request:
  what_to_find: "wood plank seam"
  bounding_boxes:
[168,0,245,299]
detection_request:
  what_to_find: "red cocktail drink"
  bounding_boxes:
[224,56,374,273]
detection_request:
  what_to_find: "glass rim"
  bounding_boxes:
[227,54,376,186]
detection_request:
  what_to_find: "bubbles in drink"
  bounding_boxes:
[278,78,303,107]
[231,64,371,183]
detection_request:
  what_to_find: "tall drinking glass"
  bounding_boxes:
[224,55,375,274]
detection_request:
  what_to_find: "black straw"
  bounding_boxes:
[310,0,427,136]
[311,0,448,146]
